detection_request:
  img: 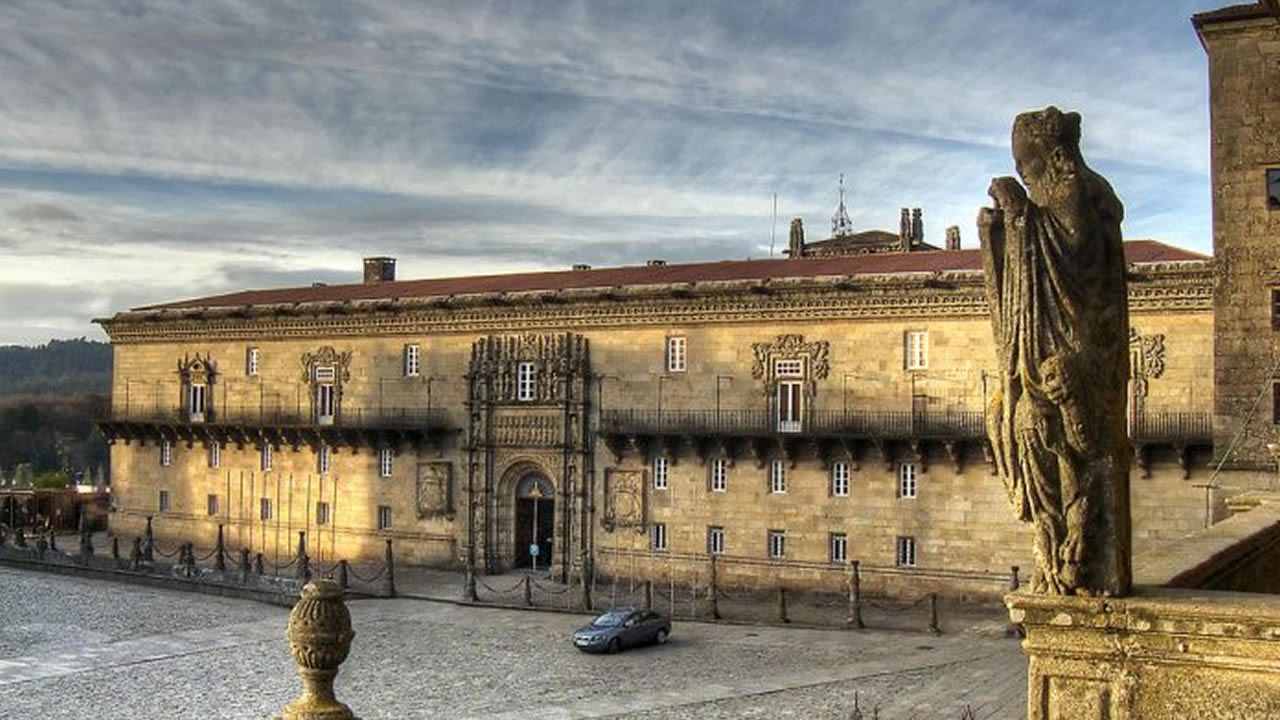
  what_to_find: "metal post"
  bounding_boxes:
[254,552,265,575]
[709,554,721,620]
[777,586,789,624]
[381,539,396,598]
[14,527,24,549]
[644,579,653,610]
[581,558,593,612]
[1010,565,1021,591]
[336,559,350,591]
[48,529,57,553]
[215,524,227,571]
[240,548,251,584]
[523,574,533,606]
[848,560,865,630]
[144,515,154,562]
[928,592,941,635]
[111,536,120,561]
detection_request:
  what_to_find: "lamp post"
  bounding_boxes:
[529,483,543,572]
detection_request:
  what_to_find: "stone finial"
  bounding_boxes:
[277,579,358,720]
[945,225,961,251]
[899,208,911,246]
[910,208,923,246]
[979,106,1131,596]
[787,217,805,257]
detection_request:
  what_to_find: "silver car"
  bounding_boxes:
[572,608,671,653]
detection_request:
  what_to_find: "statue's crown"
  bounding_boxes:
[1013,106,1081,147]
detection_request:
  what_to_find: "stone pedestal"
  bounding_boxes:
[1008,587,1280,719]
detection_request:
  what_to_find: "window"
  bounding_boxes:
[830,532,848,564]
[651,522,667,552]
[260,498,272,521]
[318,445,332,474]
[769,459,787,494]
[246,347,260,376]
[261,444,273,472]
[774,360,804,433]
[158,490,171,513]
[517,362,536,402]
[666,336,687,373]
[379,448,394,478]
[316,501,330,526]
[160,440,172,467]
[187,382,207,421]
[896,536,917,567]
[1274,382,1280,425]
[208,443,221,469]
[1273,289,1280,331]
[831,461,850,497]
[315,383,335,424]
[404,344,420,377]
[899,462,918,499]
[1268,168,1280,211]
[709,458,727,492]
[377,505,392,531]
[768,530,786,560]
[653,456,669,490]
[905,330,928,370]
[708,526,725,555]
[207,494,219,517]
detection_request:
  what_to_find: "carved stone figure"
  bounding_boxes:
[978,107,1131,596]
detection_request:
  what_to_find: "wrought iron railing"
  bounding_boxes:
[602,407,1211,443]
[103,405,450,430]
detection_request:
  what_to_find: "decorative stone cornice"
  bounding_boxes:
[96,264,1213,344]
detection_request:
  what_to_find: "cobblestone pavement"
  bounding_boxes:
[0,567,1027,719]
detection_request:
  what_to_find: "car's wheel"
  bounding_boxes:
[608,638,621,654]
[655,628,669,645]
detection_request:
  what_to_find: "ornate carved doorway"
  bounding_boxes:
[514,474,555,569]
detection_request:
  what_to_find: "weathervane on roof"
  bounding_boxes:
[831,174,854,238]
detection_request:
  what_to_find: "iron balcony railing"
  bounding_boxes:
[602,408,1212,443]
[103,405,450,430]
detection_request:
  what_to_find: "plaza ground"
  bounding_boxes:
[0,567,1027,719]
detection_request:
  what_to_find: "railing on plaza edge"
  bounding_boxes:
[602,407,1211,443]
[469,547,1023,635]
[101,405,449,430]
[0,517,398,600]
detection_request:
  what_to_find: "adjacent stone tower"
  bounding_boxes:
[1195,3,1280,471]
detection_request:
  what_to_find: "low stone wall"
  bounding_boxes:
[1135,498,1280,593]
[1008,587,1280,719]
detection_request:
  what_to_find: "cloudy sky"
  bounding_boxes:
[0,1,1227,345]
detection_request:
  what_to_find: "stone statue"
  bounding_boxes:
[978,107,1131,596]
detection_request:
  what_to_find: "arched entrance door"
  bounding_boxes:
[514,474,555,569]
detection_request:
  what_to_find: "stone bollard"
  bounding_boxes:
[131,537,143,570]
[337,560,350,592]
[111,536,120,561]
[47,529,57,553]
[143,516,154,562]
[777,586,790,624]
[240,548,251,584]
[296,532,310,584]
[276,579,357,720]
[80,528,94,565]
[463,566,477,603]
[35,533,48,558]
[214,525,226,572]
[14,528,25,549]
[928,592,941,635]
[380,539,396,598]
[581,561,593,612]
[523,574,533,607]
[643,580,653,610]
[254,552,265,576]
[847,560,865,630]
[708,554,721,620]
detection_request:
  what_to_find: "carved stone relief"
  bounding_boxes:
[1129,328,1166,398]
[750,333,830,396]
[176,353,216,384]
[493,413,561,447]
[470,333,589,404]
[602,468,646,533]
[416,461,453,519]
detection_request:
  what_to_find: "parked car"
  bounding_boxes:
[572,607,671,653]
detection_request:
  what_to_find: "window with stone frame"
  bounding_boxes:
[158,490,171,513]
[404,344,421,377]
[377,505,392,531]
[1273,382,1280,425]
[666,336,687,373]
[707,526,725,555]
[896,535,917,567]
[316,501,331,526]
[261,444,273,472]
[318,445,332,474]
[260,497,272,521]
[378,448,394,478]
[769,459,787,494]
[516,361,537,402]
[830,532,848,564]
[207,443,221,469]
[831,461,850,497]
[709,458,728,492]
[160,440,172,467]
[1272,289,1280,331]
[651,522,667,552]
[246,347,260,376]
[904,330,928,370]
[207,494,219,517]
[652,455,669,490]
[767,530,786,560]
[898,462,918,499]
[1268,168,1280,211]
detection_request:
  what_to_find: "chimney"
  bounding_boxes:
[911,209,924,247]
[788,217,805,258]
[572,263,592,271]
[945,226,961,251]
[899,208,911,247]
[647,259,667,267]
[363,257,396,284]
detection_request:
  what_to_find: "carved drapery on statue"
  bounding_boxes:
[978,107,1132,596]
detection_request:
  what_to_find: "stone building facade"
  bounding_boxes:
[97,237,1216,598]
[1196,4,1280,473]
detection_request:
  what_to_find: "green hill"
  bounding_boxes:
[0,338,111,397]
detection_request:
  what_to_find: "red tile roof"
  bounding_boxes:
[142,240,1208,311]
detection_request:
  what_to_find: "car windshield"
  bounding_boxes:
[591,611,629,627]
